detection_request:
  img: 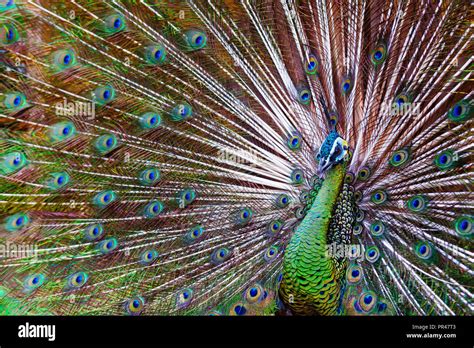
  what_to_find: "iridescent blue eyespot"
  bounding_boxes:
[371,189,388,204]
[370,221,385,237]
[341,77,353,95]
[0,151,27,175]
[389,148,410,167]
[434,150,458,170]
[170,103,192,122]
[139,168,160,185]
[24,273,45,292]
[346,265,363,284]
[211,247,231,265]
[0,0,16,12]
[48,121,76,143]
[104,14,126,34]
[267,219,283,237]
[454,216,472,238]
[290,168,304,184]
[297,88,311,105]
[139,112,161,129]
[52,49,77,71]
[305,54,319,75]
[370,43,387,65]
[67,271,88,289]
[447,100,472,122]
[185,30,207,50]
[2,92,27,110]
[94,133,118,154]
[365,246,380,263]
[46,171,70,190]
[176,288,193,309]
[236,207,253,225]
[97,237,118,254]
[125,296,145,315]
[358,291,377,312]
[414,241,436,262]
[140,249,159,265]
[264,245,279,262]
[275,194,290,208]
[357,166,371,181]
[229,303,247,316]
[184,225,204,244]
[353,223,363,235]
[244,284,265,303]
[144,44,167,65]
[177,188,196,208]
[4,212,29,232]
[287,131,302,150]
[406,195,428,212]
[0,22,19,45]
[93,85,116,105]
[93,190,117,208]
[143,200,163,218]
[83,223,104,241]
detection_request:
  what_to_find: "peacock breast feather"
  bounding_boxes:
[279,163,355,315]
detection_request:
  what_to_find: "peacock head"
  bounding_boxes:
[316,131,349,173]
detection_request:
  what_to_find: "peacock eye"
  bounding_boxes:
[334,146,341,155]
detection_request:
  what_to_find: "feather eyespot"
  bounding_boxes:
[104,14,126,34]
[448,100,472,122]
[185,30,207,50]
[143,200,164,218]
[414,241,436,262]
[125,296,145,315]
[0,151,27,175]
[406,195,428,212]
[305,54,319,75]
[434,150,459,170]
[267,219,283,237]
[4,212,29,232]
[290,168,304,185]
[346,265,363,284]
[140,249,159,264]
[84,223,104,241]
[3,92,27,111]
[371,189,388,204]
[287,131,302,150]
[97,237,118,254]
[93,190,117,208]
[170,103,192,122]
[365,246,380,263]
[370,43,387,65]
[139,112,161,129]
[389,149,410,167]
[24,274,45,292]
[177,188,196,208]
[67,271,88,289]
[275,194,291,208]
[144,43,166,65]
[370,221,385,237]
[46,172,70,190]
[0,22,19,45]
[52,49,77,71]
[454,216,472,238]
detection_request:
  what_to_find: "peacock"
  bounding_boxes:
[0,0,472,317]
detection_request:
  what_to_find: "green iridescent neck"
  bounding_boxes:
[279,163,347,315]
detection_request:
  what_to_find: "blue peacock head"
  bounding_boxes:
[316,130,349,173]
